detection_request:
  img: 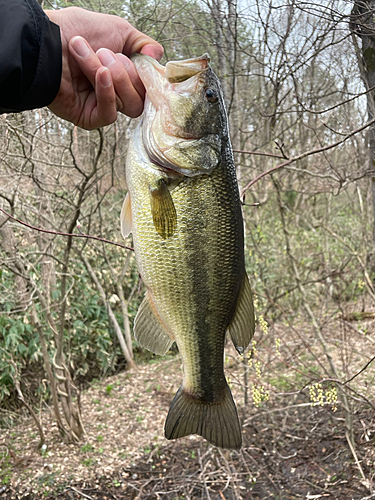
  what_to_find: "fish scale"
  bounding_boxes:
[122,53,255,449]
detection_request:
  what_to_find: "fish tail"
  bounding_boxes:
[164,384,242,449]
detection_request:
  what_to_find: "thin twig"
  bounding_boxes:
[240,117,375,196]
[68,486,93,499]
[198,448,212,500]
[295,83,375,115]
[344,355,375,384]
[0,207,133,251]
[233,149,285,159]
[345,431,368,486]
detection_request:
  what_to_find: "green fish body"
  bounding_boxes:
[122,54,255,449]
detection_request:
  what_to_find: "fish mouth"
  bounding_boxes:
[132,53,210,86]
[165,54,210,83]
[132,53,220,177]
[131,53,210,125]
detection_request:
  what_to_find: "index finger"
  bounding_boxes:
[69,36,102,88]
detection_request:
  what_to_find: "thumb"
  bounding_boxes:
[140,43,164,61]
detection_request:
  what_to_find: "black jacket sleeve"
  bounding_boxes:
[0,0,62,113]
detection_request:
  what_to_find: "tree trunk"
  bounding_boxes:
[351,1,375,261]
[0,216,30,310]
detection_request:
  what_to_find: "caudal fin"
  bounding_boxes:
[164,384,242,449]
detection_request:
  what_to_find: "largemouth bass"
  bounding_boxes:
[121,53,255,449]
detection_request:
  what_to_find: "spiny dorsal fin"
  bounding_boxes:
[227,272,255,354]
[134,291,174,355]
[149,180,177,239]
[120,192,132,238]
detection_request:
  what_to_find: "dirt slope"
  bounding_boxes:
[1,349,374,499]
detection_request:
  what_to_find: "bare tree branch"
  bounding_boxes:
[240,118,375,197]
[0,207,133,251]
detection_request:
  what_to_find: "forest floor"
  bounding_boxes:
[1,343,375,499]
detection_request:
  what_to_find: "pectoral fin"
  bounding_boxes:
[120,192,132,238]
[149,180,177,239]
[134,291,174,355]
[228,272,255,354]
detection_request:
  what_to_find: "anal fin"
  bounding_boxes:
[134,291,174,355]
[228,272,255,354]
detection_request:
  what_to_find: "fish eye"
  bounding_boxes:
[204,88,218,103]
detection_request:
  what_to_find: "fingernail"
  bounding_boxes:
[100,68,112,88]
[97,49,116,67]
[71,37,90,58]
[116,53,131,69]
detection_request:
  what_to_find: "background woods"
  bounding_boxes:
[2,0,375,497]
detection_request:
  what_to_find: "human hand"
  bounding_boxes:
[45,7,163,130]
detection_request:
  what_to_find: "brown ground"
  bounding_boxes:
[1,343,375,499]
